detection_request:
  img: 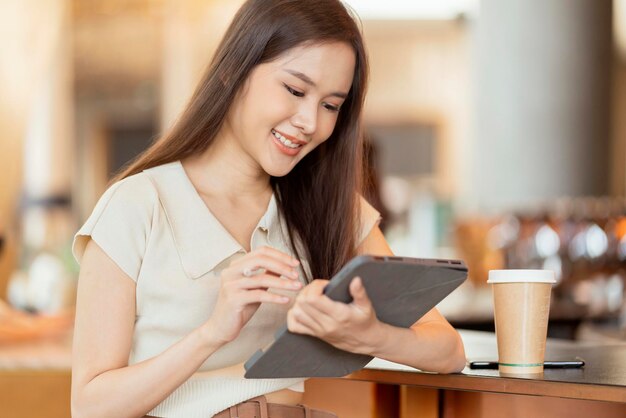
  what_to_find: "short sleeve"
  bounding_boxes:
[72,174,157,282]
[357,194,382,245]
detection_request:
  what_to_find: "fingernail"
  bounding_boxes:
[291,259,300,266]
[281,296,290,302]
[291,281,302,288]
[290,270,299,278]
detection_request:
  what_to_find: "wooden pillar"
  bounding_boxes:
[160,0,244,130]
[0,0,72,300]
[470,0,612,211]
[399,386,439,418]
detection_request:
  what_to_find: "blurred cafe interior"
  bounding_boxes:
[1,0,626,417]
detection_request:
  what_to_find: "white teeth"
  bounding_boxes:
[272,129,302,149]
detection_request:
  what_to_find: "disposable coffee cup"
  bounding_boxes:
[487,270,556,374]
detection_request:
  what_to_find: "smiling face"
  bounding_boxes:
[221,41,356,177]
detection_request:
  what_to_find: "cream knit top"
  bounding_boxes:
[72,161,381,418]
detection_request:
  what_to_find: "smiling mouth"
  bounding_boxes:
[271,129,304,149]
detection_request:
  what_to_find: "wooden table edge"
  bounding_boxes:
[346,369,626,404]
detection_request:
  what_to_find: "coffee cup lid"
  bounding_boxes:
[487,269,556,284]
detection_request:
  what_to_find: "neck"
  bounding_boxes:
[182,129,271,200]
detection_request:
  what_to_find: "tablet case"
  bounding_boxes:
[244,255,468,378]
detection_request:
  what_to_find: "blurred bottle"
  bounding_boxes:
[7,196,77,314]
[455,195,626,324]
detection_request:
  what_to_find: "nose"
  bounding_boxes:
[290,101,317,136]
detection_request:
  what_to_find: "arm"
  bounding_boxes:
[357,226,466,373]
[288,226,466,374]
[72,242,301,418]
[71,240,223,418]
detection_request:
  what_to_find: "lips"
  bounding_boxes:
[271,129,308,146]
[270,130,304,156]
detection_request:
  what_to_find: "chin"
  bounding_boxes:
[263,165,294,177]
[259,151,304,177]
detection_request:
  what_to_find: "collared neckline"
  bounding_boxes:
[144,161,280,279]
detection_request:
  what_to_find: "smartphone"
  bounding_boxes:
[469,359,585,369]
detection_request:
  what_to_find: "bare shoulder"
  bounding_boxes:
[356,225,393,256]
[72,239,136,391]
[79,238,137,298]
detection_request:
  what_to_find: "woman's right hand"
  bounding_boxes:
[202,246,302,346]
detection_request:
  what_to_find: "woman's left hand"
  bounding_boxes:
[287,277,384,355]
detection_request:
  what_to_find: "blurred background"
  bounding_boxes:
[1,0,626,416]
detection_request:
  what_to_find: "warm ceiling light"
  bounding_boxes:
[616,0,626,61]
[343,0,478,20]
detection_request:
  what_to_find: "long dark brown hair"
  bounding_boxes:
[115,0,369,282]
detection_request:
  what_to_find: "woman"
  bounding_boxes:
[70,1,466,417]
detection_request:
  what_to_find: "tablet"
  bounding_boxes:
[244,255,468,378]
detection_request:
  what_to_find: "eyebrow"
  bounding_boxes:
[283,69,348,99]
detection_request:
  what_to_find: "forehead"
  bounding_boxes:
[261,42,356,92]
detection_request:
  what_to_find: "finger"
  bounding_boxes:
[237,275,303,291]
[294,279,329,301]
[288,309,318,335]
[287,318,315,336]
[237,255,300,280]
[349,277,371,308]
[253,246,300,267]
[296,298,338,328]
[242,254,298,279]
[307,279,330,294]
[299,288,340,315]
[239,290,291,305]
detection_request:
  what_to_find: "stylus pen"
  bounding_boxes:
[469,360,585,369]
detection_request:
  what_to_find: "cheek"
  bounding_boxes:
[241,84,291,127]
[314,113,340,144]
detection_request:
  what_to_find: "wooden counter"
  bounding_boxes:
[303,330,626,418]
[2,330,625,418]
[355,330,626,403]
[0,332,72,418]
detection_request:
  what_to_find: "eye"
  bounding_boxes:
[283,83,304,97]
[323,103,341,113]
